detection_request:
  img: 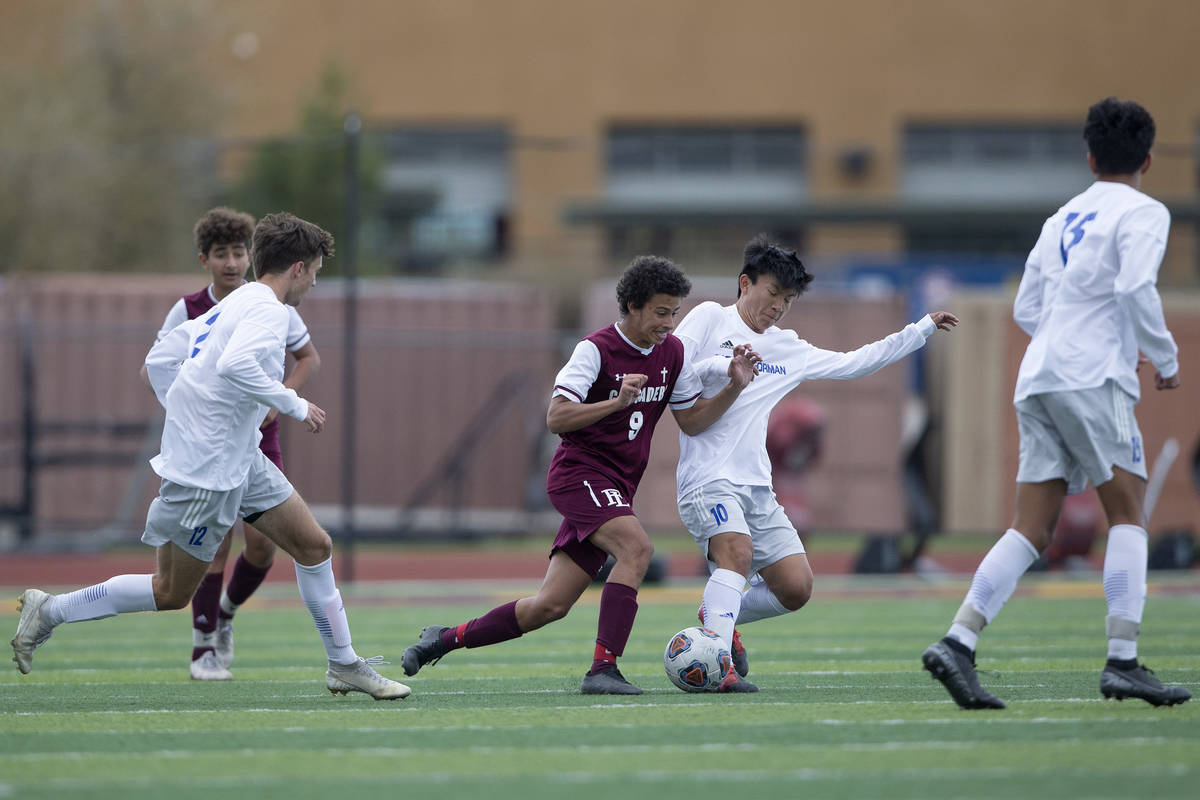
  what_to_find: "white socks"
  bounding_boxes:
[294,557,357,665]
[48,574,157,625]
[219,592,239,618]
[947,529,1038,651]
[700,569,746,650]
[737,579,789,624]
[1103,524,1147,661]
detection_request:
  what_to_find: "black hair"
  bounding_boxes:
[615,255,691,316]
[738,234,813,298]
[194,207,255,256]
[1084,97,1155,175]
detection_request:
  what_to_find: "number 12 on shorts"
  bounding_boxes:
[189,526,207,546]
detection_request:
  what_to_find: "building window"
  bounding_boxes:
[602,125,806,263]
[378,126,509,271]
[903,123,1091,201]
[605,124,807,206]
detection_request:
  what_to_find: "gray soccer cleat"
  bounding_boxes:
[922,638,1006,709]
[190,650,233,681]
[11,589,56,675]
[580,665,644,695]
[326,656,411,700]
[401,625,450,677]
[214,618,235,669]
[1100,662,1191,707]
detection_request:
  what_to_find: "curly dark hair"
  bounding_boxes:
[615,255,692,316]
[251,212,335,278]
[1084,97,1155,175]
[194,207,255,256]
[738,234,814,298]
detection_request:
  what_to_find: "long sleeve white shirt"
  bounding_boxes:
[154,284,312,351]
[145,282,308,491]
[1013,180,1178,403]
[674,301,935,499]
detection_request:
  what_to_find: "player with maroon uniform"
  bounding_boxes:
[141,207,321,681]
[400,255,760,694]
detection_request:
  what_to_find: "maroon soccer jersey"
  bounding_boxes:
[181,287,284,468]
[546,325,699,499]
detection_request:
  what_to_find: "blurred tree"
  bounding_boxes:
[0,0,230,273]
[231,63,385,275]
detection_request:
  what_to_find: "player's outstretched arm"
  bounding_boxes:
[804,311,956,382]
[672,345,760,436]
[546,373,648,434]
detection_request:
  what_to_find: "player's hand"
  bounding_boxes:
[615,373,648,409]
[727,344,761,389]
[261,408,280,427]
[303,401,326,433]
[930,311,959,331]
[1155,371,1180,390]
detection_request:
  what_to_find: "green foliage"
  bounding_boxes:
[231,63,385,275]
[2,578,1197,799]
[0,1,228,273]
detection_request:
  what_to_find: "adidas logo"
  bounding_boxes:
[719,340,735,349]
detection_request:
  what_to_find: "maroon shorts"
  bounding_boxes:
[547,477,634,578]
[259,418,284,471]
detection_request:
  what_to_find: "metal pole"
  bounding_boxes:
[18,308,35,542]
[340,112,361,582]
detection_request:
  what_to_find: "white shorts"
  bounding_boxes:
[677,480,806,575]
[142,450,294,562]
[1015,380,1147,495]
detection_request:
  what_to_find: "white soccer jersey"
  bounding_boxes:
[155,284,312,352]
[1013,181,1178,403]
[674,301,935,499]
[144,282,308,491]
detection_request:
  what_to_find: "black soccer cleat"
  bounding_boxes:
[1100,662,1191,707]
[580,665,643,695]
[922,638,1006,710]
[401,625,450,677]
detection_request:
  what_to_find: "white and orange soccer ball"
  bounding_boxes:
[663,626,731,692]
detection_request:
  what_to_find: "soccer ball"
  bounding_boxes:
[663,626,731,692]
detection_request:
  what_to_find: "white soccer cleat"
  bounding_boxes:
[190,650,233,681]
[325,656,411,700]
[11,589,55,675]
[215,618,235,669]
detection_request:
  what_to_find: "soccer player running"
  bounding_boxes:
[400,256,760,694]
[675,235,958,692]
[12,213,409,701]
[141,207,322,682]
[922,97,1191,709]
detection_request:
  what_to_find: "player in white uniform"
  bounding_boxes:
[676,235,958,692]
[922,98,1190,709]
[142,208,322,682]
[11,213,409,701]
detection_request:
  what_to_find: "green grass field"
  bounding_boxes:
[2,575,1198,800]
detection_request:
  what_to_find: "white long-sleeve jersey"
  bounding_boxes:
[154,283,312,352]
[1013,180,1178,404]
[144,282,309,491]
[674,301,935,500]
